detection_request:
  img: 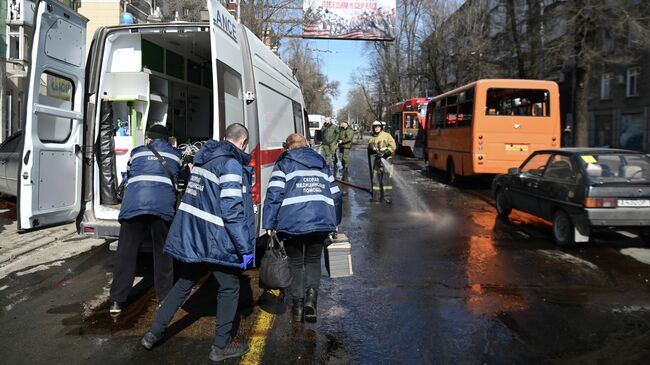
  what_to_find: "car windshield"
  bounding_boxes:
[578,153,650,182]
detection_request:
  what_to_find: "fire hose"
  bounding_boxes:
[335,178,372,194]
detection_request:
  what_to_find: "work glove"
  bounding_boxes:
[381,149,392,159]
[240,253,255,270]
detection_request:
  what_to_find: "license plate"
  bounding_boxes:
[505,144,528,152]
[618,199,650,207]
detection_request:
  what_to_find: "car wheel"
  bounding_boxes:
[552,210,575,247]
[446,159,456,185]
[495,189,511,218]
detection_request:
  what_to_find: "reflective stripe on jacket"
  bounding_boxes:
[263,147,342,236]
[119,139,181,222]
[163,140,255,267]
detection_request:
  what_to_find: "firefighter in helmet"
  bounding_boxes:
[368,120,396,204]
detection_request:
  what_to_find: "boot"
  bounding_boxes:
[304,288,318,323]
[292,298,304,322]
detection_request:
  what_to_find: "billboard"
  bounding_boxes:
[303,0,396,41]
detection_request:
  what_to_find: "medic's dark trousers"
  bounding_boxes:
[110,215,173,303]
[149,263,241,348]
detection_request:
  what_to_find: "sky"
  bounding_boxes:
[305,38,372,115]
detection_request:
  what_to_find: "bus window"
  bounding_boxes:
[485,88,550,117]
[420,103,428,118]
[433,107,444,129]
[445,95,458,128]
[404,114,418,129]
[456,88,474,127]
[457,99,473,127]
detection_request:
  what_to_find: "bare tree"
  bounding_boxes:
[283,40,339,115]
[561,0,650,146]
[526,0,544,79]
[357,0,430,121]
[239,0,302,47]
[505,0,525,78]
[419,0,462,94]
[159,0,205,21]
[420,0,493,93]
[337,86,377,130]
[349,72,385,123]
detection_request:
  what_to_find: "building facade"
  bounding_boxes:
[423,0,650,151]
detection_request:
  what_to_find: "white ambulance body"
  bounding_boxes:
[307,114,326,144]
[18,0,308,237]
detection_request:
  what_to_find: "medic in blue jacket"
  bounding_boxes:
[163,137,255,267]
[142,124,255,361]
[110,124,181,316]
[262,133,342,324]
[118,134,182,222]
[263,141,343,235]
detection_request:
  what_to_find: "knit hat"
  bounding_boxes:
[147,124,169,140]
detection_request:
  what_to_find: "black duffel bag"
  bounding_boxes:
[259,233,292,289]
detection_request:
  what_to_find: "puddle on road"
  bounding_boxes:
[620,248,650,265]
[536,250,599,270]
[49,292,155,337]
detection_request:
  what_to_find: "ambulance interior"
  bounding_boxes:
[94,28,215,220]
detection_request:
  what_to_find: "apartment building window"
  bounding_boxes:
[593,114,613,147]
[600,73,611,100]
[626,67,640,97]
[619,113,644,151]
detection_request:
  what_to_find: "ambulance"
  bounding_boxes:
[307,114,326,144]
[16,0,308,238]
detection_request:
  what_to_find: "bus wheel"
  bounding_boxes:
[495,189,511,218]
[552,210,576,247]
[446,159,456,185]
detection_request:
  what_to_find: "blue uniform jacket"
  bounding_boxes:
[119,139,181,222]
[163,140,255,267]
[263,147,342,236]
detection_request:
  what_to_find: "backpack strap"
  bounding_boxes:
[147,144,177,191]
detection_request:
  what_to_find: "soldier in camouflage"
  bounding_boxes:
[321,117,339,170]
[337,121,354,170]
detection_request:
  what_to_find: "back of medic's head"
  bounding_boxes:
[285,133,308,150]
[225,123,249,144]
[147,124,169,140]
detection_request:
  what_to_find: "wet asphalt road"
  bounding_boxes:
[2,143,650,364]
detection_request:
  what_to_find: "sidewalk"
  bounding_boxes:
[0,196,106,279]
[0,219,78,266]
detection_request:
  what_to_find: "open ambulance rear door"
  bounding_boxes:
[208,0,247,139]
[18,0,87,230]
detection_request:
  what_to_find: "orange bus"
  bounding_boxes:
[425,79,560,182]
[389,97,431,157]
